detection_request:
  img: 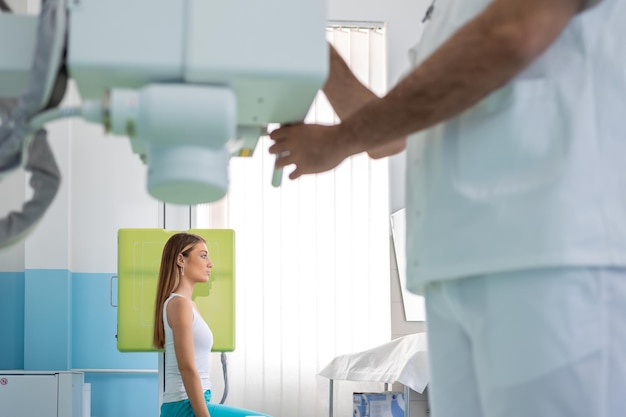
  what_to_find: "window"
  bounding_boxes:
[197,24,391,417]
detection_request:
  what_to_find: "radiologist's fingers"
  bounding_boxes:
[268,129,294,152]
[269,123,301,142]
[269,136,295,166]
[268,143,294,166]
[273,152,294,169]
[288,166,303,180]
[268,141,285,155]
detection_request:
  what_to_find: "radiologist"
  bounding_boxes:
[269,0,626,416]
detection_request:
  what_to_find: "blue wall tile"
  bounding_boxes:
[5,270,159,417]
[85,373,159,417]
[24,269,71,370]
[72,273,157,369]
[0,272,25,369]
[73,273,159,417]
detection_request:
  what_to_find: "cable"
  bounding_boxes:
[29,106,83,132]
[14,107,83,168]
[0,0,12,12]
[6,105,89,174]
[219,352,229,404]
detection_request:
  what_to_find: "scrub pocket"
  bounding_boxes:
[446,79,568,201]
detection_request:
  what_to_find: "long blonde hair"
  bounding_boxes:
[152,232,206,349]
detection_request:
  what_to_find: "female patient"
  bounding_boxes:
[153,232,269,417]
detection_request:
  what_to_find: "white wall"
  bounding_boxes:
[68,100,160,272]
[24,105,72,270]
[0,171,26,271]
[0,0,28,272]
[5,0,26,13]
[0,82,73,272]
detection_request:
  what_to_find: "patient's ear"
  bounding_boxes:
[177,253,185,267]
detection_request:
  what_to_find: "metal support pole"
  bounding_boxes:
[329,379,334,417]
[404,385,411,417]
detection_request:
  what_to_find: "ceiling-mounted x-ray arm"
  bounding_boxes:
[0,0,328,248]
[0,0,68,248]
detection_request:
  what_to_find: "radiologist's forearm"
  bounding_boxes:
[338,0,582,155]
[324,45,407,157]
[323,45,378,120]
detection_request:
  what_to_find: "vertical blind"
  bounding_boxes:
[197,24,391,417]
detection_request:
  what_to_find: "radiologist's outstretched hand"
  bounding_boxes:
[269,122,358,180]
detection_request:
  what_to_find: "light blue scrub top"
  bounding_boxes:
[405,0,626,294]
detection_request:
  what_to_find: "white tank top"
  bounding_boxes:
[162,293,213,402]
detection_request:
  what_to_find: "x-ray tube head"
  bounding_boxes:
[0,0,328,247]
[107,84,237,204]
[148,144,230,204]
[66,0,328,205]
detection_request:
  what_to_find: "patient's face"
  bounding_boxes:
[184,242,213,283]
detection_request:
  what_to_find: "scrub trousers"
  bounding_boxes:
[160,390,271,417]
[423,267,626,417]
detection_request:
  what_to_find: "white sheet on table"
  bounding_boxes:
[318,333,429,393]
